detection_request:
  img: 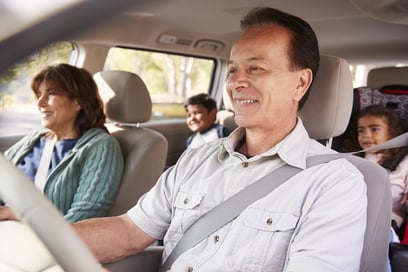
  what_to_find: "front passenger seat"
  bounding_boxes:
[94,70,168,216]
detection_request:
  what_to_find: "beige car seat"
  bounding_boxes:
[94,70,168,216]
[367,66,408,89]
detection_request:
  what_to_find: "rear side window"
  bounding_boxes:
[0,42,74,137]
[103,47,215,120]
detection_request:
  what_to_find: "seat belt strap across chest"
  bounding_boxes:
[160,132,408,272]
[34,136,56,193]
[159,161,316,272]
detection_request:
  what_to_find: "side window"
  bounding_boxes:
[103,47,215,120]
[0,42,74,137]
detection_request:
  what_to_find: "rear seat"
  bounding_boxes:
[216,87,238,131]
[332,66,408,152]
[367,66,408,90]
[332,66,408,246]
[364,67,408,122]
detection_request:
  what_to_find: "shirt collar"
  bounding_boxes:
[219,117,310,169]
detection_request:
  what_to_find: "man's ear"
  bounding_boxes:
[294,68,313,102]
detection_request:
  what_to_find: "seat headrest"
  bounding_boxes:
[299,55,353,139]
[367,66,408,89]
[222,86,234,111]
[94,70,152,124]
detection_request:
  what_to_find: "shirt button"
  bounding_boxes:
[266,218,273,225]
[185,266,193,272]
[214,235,220,243]
[241,161,249,168]
[183,198,189,204]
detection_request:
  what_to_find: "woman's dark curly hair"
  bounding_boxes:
[31,63,108,136]
[358,104,408,171]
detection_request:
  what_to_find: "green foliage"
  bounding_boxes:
[0,42,72,110]
[0,43,214,120]
[0,42,72,84]
[152,103,187,120]
[0,68,17,85]
[104,47,214,107]
[24,42,72,75]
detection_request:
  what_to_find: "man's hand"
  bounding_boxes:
[0,206,18,221]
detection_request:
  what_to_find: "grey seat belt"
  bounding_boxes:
[160,132,408,272]
[35,136,56,193]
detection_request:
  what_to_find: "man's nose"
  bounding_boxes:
[228,71,249,91]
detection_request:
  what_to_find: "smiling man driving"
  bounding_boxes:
[73,7,366,272]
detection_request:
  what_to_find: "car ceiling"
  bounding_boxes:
[0,0,407,74]
[73,0,408,66]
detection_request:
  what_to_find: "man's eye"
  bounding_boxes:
[228,67,236,74]
[248,66,263,72]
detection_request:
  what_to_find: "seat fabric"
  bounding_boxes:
[367,66,408,89]
[94,70,168,216]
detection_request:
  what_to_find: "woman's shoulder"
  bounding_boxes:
[81,128,109,139]
[8,130,45,149]
[77,128,119,147]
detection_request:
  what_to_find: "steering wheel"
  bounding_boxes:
[0,154,102,271]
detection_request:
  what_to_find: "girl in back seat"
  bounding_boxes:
[357,104,408,237]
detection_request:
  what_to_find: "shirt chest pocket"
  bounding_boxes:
[174,191,204,209]
[232,208,299,271]
[243,208,298,232]
[172,191,206,233]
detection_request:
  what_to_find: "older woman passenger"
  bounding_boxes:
[0,63,124,222]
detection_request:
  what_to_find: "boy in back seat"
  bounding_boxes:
[184,93,231,148]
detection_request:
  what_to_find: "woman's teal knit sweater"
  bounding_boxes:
[5,128,124,222]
